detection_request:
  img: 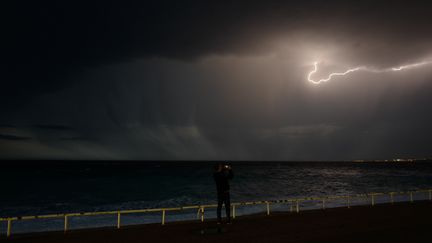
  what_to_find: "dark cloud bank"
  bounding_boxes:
[2,1,432,160]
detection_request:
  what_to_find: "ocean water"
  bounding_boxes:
[1,161,432,234]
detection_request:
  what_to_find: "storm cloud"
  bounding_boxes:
[2,1,432,160]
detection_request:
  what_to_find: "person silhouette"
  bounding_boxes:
[213,163,234,224]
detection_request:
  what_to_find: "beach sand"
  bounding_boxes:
[2,201,430,243]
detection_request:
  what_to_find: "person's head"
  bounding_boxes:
[214,163,223,172]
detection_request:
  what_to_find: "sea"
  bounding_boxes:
[1,161,432,234]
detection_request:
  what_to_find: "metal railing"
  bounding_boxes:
[1,189,431,237]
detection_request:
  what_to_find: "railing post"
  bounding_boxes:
[117,212,121,229]
[290,201,293,213]
[200,207,205,222]
[7,219,12,237]
[322,199,326,210]
[161,210,166,225]
[347,196,350,208]
[296,200,300,213]
[232,205,236,219]
[410,192,413,203]
[64,215,68,233]
[371,194,375,206]
[266,202,270,215]
[390,193,394,204]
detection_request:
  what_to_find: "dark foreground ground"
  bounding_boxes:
[1,201,431,243]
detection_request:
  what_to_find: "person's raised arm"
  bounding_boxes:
[227,168,233,180]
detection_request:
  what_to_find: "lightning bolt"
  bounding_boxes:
[308,60,432,84]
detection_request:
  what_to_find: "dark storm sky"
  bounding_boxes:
[2,1,432,160]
